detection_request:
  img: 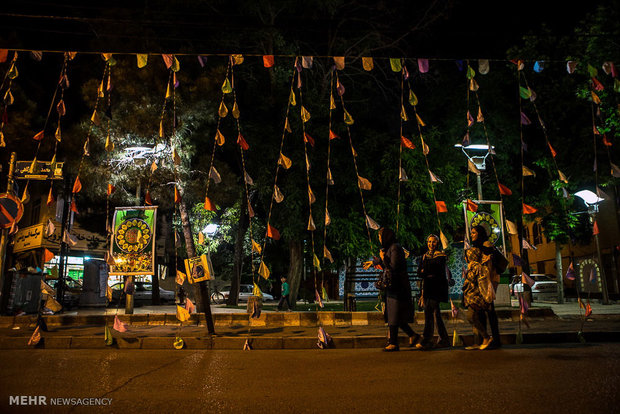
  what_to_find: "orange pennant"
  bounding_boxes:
[237,134,249,150]
[174,186,181,204]
[43,248,55,263]
[498,183,512,196]
[33,130,44,141]
[107,183,115,196]
[263,55,274,68]
[548,142,557,157]
[204,196,216,211]
[329,130,339,140]
[435,201,448,213]
[400,136,415,149]
[145,190,152,206]
[46,187,55,207]
[304,132,315,147]
[593,220,599,235]
[266,224,280,240]
[466,199,478,212]
[523,203,537,214]
[602,135,612,147]
[70,199,79,214]
[72,176,82,194]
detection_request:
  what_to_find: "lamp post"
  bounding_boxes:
[575,190,609,305]
[454,144,494,201]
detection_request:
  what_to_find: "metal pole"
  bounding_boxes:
[56,177,71,308]
[592,211,609,305]
[0,152,17,313]
[476,173,483,201]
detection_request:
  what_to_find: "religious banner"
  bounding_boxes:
[462,200,506,255]
[184,254,211,284]
[109,206,157,276]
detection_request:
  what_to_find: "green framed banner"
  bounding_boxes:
[462,200,507,256]
[109,206,157,276]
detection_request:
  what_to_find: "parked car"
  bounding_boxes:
[220,284,274,302]
[511,274,558,301]
[44,278,82,309]
[110,282,175,305]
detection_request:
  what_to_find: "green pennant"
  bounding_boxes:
[221,77,232,94]
[519,86,532,99]
[587,64,598,77]
[343,109,354,125]
[614,78,620,93]
[409,90,418,106]
[171,56,180,72]
[389,58,402,72]
[104,325,114,346]
[466,65,476,79]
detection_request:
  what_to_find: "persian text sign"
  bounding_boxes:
[109,206,157,276]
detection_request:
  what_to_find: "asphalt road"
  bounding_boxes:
[1,344,619,414]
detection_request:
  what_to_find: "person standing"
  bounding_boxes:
[374,228,419,352]
[416,234,451,350]
[470,225,501,349]
[277,276,291,311]
[462,246,493,350]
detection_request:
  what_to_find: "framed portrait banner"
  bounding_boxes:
[185,254,211,284]
[462,200,507,255]
[109,206,157,276]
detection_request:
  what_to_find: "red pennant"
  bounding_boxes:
[237,134,249,150]
[46,187,55,207]
[400,136,415,149]
[304,132,315,147]
[0,49,8,63]
[593,220,599,235]
[162,54,173,69]
[585,303,592,317]
[602,135,613,147]
[548,142,557,158]
[263,55,275,68]
[72,176,82,194]
[204,196,216,212]
[70,199,79,214]
[56,100,66,116]
[174,186,181,204]
[107,183,115,196]
[43,248,55,263]
[33,130,44,141]
[523,203,537,214]
[266,224,280,240]
[466,199,478,212]
[329,130,339,140]
[498,183,512,196]
[435,201,448,213]
[591,77,604,91]
[145,190,152,205]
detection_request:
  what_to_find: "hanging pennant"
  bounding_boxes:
[307,215,316,231]
[300,106,311,122]
[273,185,284,203]
[462,131,470,146]
[266,224,281,240]
[247,202,255,218]
[602,135,612,147]
[324,245,334,263]
[150,161,158,174]
[400,105,408,122]
[466,111,474,127]
[566,61,577,74]
[172,148,181,165]
[83,138,90,156]
[302,56,313,68]
[209,166,222,184]
[258,261,270,279]
[519,86,532,99]
[72,176,82,194]
[523,203,537,214]
[170,56,180,72]
[244,171,254,186]
[176,305,190,322]
[328,130,339,140]
[54,125,61,142]
[467,160,480,175]
[478,59,490,75]
[466,65,476,79]
[466,199,478,212]
[104,134,114,152]
[333,56,345,70]
[218,101,228,118]
[221,77,232,94]
[357,176,372,190]
[476,107,484,122]
[362,57,374,71]
[522,238,536,250]
[498,183,512,196]
[174,186,181,204]
[435,201,448,213]
[159,120,164,138]
[416,113,426,126]
[215,129,225,146]
[137,54,148,68]
[399,167,408,182]
[47,187,55,207]
[329,93,336,110]
[231,54,243,65]
[327,168,334,185]
[232,101,241,119]
[389,58,402,72]
[33,130,44,141]
[558,170,569,183]
[203,196,215,211]
[366,214,380,230]
[343,109,354,125]
[547,142,557,157]
[237,134,249,150]
[336,79,345,96]
[145,190,153,205]
[533,61,544,73]
[262,55,275,68]
[278,153,292,169]
[429,170,443,183]
[440,231,449,250]
[520,111,531,125]
[251,239,262,254]
[313,254,321,271]
[324,208,331,226]
[611,162,620,178]
[304,132,315,147]
[469,79,479,91]
[593,220,599,236]
[418,58,429,73]
[522,166,536,177]
[91,110,101,126]
[284,117,292,133]
[521,272,535,288]
[566,262,576,280]
[107,183,115,196]
[408,90,418,107]
[28,326,42,346]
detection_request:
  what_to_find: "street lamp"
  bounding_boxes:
[574,189,609,304]
[454,143,494,201]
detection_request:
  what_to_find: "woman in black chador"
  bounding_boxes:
[417,234,451,350]
[374,227,419,352]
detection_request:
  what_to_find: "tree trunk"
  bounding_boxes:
[555,243,564,304]
[288,239,304,309]
[227,198,248,306]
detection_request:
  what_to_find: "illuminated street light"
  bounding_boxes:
[454,143,495,200]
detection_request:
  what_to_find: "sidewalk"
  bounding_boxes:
[1,301,619,350]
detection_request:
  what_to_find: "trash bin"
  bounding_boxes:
[7,270,43,314]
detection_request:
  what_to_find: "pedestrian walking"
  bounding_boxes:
[277,276,291,311]
[373,227,419,352]
[417,234,452,350]
[462,246,493,350]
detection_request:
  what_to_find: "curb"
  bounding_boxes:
[1,331,618,350]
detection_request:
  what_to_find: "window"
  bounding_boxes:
[532,222,544,245]
[523,226,531,245]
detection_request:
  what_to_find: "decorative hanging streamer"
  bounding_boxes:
[498,183,512,196]
[72,176,82,193]
[558,170,568,183]
[390,58,402,72]
[307,215,316,231]
[174,186,181,204]
[522,203,537,214]
[362,57,374,71]
[478,59,489,74]
[343,108,354,125]
[521,272,535,287]
[251,239,262,254]
[533,61,544,73]
[237,133,249,150]
[218,101,228,117]
[566,262,576,280]
[258,261,270,279]
[137,54,148,68]
[418,58,429,73]
[47,187,55,206]
[203,196,215,211]
[209,166,222,184]
[333,56,345,70]
[266,224,280,240]
[520,111,531,125]
[592,220,599,236]
[429,170,443,183]
[435,201,448,213]
[221,77,232,94]
[440,231,449,250]
[399,167,408,182]
[366,214,380,230]
[304,132,315,147]
[415,113,426,126]
[400,135,415,149]
[522,166,536,177]
[465,199,478,212]
[215,129,225,146]
[244,171,254,186]
[301,56,313,68]
[357,176,372,190]
[262,55,274,68]
[476,107,484,122]
[566,61,577,74]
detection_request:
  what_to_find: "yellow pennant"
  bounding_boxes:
[343,109,354,125]
[258,261,270,280]
[175,270,186,285]
[105,134,114,152]
[91,110,100,126]
[307,214,316,231]
[221,77,232,94]
[421,137,429,155]
[324,208,331,226]
[366,214,380,230]
[278,152,292,169]
[171,56,180,72]
[440,230,450,250]
[273,185,284,203]
[218,101,228,118]
[252,283,263,298]
[151,161,158,173]
[323,245,334,263]
[55,125,61,142]
[409,90,418,106]
[313,253,321,271]
[45,296,62,312]
[284,117,292,133]
[4,90,13,105]
[591,91,601,105]
[327,168,334,185]
[198,232,205,245]
[362,57,374,71]
[558,170,569,183]
[400,105,408,121]
[251,239,262,254]
[416,113,425,126]
[357,176,372,190]
[289,90,297,106]
[470,79,479,91]
[333,56,345,70]
[330,94,336,110]
[300,106,311,123]
[232,54,244,65]
[0,131,5,147]
[165,82,172,99]
[137,54,148,68]
[159,120,164,138]
[172,148,181,165]
[176,305,190,322]
[522,166,536,177]
[98,81,104,98]
[477,107,484,122]
[506,220,518,235]
[308,186,316,204]
[215,129,225,146]
[232,101,240,119]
